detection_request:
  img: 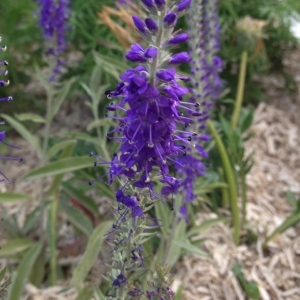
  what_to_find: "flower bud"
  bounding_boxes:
[126,52,147,63]
[168,33,189,45]
[144,47,158,58]
[163,12,177,27]
[154,0,165,9]
[132,15,146,34]
[156,69,175,81]
[169,52,190,64]
[177,0,191,12]
[142,0,154,8]
[145,18,158,33]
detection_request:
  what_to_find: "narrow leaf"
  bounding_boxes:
[24,156,92,180]
[1,114,42,157]
[0,239,33,258]
[0,268,6,283]
[187,217,229,238]
[62,183,98,214]
[94,286,107,300]
[47,140,76,159]
[87,118,114,131]
[0,193,32,203]
[9,243,42,300]
[71,221,112,287]
[174,241,208,257]
[50,77,76,120]
[60,197,93,236]
[264,212,300,247]
[15,113,46,123]
[75,286,94,300]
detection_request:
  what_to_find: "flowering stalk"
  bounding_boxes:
[37,0,71,81]
[0,37,22,183]
[92,0,194,297]
[173,0,223,215]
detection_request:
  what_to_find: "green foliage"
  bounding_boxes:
[232,263,260,299]
[71,221,112,288]
[264,190,300,247]
[219,0,300,105]
[1,0,298,297]
[0,268,11,299]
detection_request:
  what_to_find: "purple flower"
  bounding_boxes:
[156,68,176,81]
[38,0,71,80]
[0,40,22,183]
[112,273,127,287]
[126,44,158,62]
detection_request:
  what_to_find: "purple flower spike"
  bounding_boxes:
[168,33,189,45]
[163,12,177,26]
[0,39,22,183]
[177,0,192,12]
[142,0,154,8]
[169,52,190,64]
[38,0,71,81]
[132,15,146,34]
[145,18,158,33]
[144,47,158,58]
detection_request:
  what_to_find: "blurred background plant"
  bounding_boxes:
[0,0,299,298]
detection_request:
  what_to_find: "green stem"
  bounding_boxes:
[241,171,247,227]
[207,120,240,244]
[231,51,248,130]
[219,167,229,208]
[50,195,58,285]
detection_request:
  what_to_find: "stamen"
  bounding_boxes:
[0,96,13,102]
[148,125,154,147]
[88,171,109,186]
[0,157,23,162]
[0,141,21,150]
[0,171,11,184]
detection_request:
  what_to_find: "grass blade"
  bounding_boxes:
[9,243,42,300]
